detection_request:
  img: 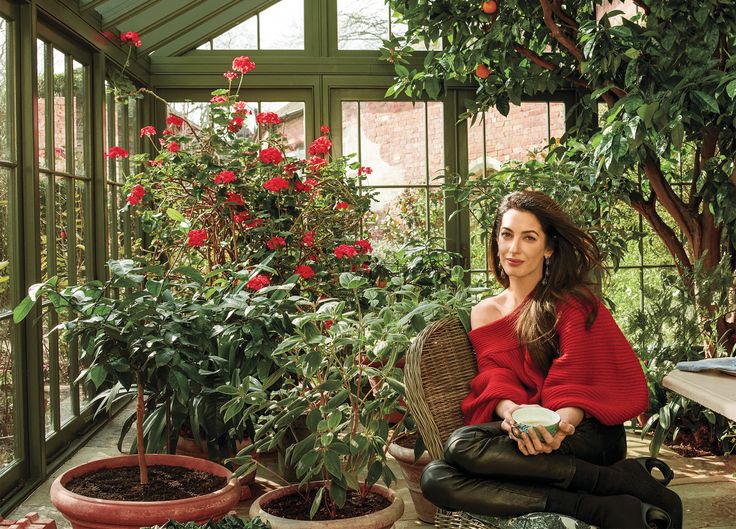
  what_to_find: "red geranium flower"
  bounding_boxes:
[266,236,286,251]
[210,95,227,104]
[302,230,315,247]
[226,192,244,206]
[227,115,244,133]
[139,125,156,137]
[105,146,129,159]
[259,147,284,165]
[358,166,372,176]
[187,229,207,247]
[166,115,184,127]
[320,125,330,134]
[324,320,334,331]
[307,136,332,156]
[126,184,145,206]
[284,162,299,174]
[167,141,181,153]
[232,56,255,74]
[307,156,327,172]
[256,112,281,125]
[214,170,237,185]
[233,101,250,115]
[244,218,264,230]
[334,244,358,259]
[223,70,239,81]
[120,32,141,47]
[246,274,270,291]
[263,177,290,193]
[355,239,373,254]
[233,210,251,223]
[335,201,349,210]
[295,264,315,279]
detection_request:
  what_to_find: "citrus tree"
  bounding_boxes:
[385,0,736,354]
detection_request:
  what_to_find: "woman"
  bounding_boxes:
[420,191,682,529]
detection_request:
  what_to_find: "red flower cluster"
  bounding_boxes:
[223,70,238,81]
[294,177,318,193]
[334,244,358,259]
[214,170,237,185]
[308,156,327,172]
[232,56,255,75]
[259,147,284,165]
[127,184,145,206]
[167,141,181,153]
[266,236,286,250]
[302,230,315,247]
[295,264,315,279]
[187,229,207,247]
[105,146,129,159]
[246,274,270,291]
[256,112,281,125]
[226,192,244,206]
[120,32,141,47]
[324,320,334,330]
[308,136,332,156]
[355,239,373,254]
[243,218,264,230]
[139,125,156,137]
[233,211,250,223]
[335,201,349,210]
[210,95,227,104]
[228,115,244,132]
[358,166,372,176]
[166,115,184,127]
[320,125,330,134]
[233,101,250,115]
[263,177,290,193]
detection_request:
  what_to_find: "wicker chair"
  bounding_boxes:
[404,316,593,529]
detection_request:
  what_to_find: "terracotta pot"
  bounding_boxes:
[387,442,435,523]
[249,480,405,528]
[50,454,241,529]
[176,436,257,499]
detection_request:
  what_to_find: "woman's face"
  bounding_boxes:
[497,209,552,282]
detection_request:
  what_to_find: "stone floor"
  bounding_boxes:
[9,408,736,528]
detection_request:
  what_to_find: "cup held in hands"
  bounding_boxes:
[511,406,560,440]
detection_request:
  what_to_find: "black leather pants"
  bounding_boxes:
[420,419,626,517]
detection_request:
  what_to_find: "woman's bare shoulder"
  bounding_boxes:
[470,294,506,330]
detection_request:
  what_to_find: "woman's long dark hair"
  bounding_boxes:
[490,191,605,374]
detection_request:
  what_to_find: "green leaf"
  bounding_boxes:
[324,449,342,478]
[87,364,108,389]
[166,208,186,222]
[671,121,684,149]
[13,296,35,323]
[727,80,736,99]
[330,480,347,509]
[309,486,324,519]
[691,91,719,114]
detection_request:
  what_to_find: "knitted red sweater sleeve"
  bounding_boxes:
[541,297,649,425]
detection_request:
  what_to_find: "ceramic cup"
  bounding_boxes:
[511,406,560,440]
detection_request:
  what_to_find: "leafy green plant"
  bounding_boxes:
[145,515,270,529]
[222,268,476,519]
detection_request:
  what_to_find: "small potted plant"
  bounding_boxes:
[13,259,241,528]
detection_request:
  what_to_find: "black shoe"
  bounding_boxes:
[635,457,674,486]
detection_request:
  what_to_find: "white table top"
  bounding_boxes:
[662,369,736,422]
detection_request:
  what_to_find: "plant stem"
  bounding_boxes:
[136,373,149,485]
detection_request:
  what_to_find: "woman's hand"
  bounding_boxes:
[510,420,575,455]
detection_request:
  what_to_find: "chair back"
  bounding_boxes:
[404,316,478,459]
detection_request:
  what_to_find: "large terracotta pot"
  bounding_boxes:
[50,454,241,529]
[176,436,257,499]
[387,441,435,523]
[249,481,405,529]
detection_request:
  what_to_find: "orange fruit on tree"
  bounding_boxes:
[482,1,498,14]
[475,64,490,79]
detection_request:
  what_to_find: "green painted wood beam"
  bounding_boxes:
[78,0,107,13]
[137,0,253,55]
[34,0,151,84]
[100,0,164,31]
[114,0,200,38]
[153,0,282,57]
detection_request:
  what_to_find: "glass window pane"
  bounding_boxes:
[469,202,487,272]
[210,16,258,49]
[262,101,305,156]
[341,101,359,157]
[72,61,86,177]
[427,102,444,184]
[107,184,118,261]
[337,0,388,50]
[0,167,9,313]
[52,48,67,172]
[42,308,55,434]
[55,176,69,278]
[0,317,15,469]
[74,181,88,282]
[390,9,441,52]
[364,187,427,257]
[168,101,210,132]
[467,114,493,177]
[128,100,137,157]
[485,102,550,165]
[37,41,47,169]
[0,18,9,161]
[260,0,304,50]
[359,101,426,186]
[550,102,566,143]
[39,174,50,281]
[428,187,445,243]
[605,267,642,329]
[643,204,676,266]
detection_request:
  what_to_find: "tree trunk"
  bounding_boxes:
[136,375,149,485]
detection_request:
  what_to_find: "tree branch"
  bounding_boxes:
[551,0,578,36]
[539,0,583,62]
[690,145,701,212]
[512,43,591,90]
[641,151,697,247]
[632,0,650,16]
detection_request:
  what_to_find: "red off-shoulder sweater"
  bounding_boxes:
[461,295,648,426]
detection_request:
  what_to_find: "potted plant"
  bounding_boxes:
[13,260,241,528]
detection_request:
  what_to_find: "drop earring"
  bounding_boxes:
[542,256,551,285]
